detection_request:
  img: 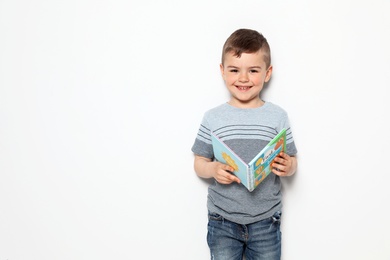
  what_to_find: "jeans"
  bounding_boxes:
[207,211,282,260]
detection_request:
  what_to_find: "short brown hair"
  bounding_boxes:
[221,29,271,68]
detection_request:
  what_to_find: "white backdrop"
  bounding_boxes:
[1,0,390,259]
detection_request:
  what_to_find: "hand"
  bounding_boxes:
[212,161,241,185]
[194,155,241,184]
[271,152,297,177]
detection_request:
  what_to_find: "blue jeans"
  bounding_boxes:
[207,211,282,260]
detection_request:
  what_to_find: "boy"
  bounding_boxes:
[191,29,298,260]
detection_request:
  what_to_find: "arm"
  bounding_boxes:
[271,152,298,177]
[194,155,241,184]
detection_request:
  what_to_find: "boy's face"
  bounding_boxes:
[220,51,272,108]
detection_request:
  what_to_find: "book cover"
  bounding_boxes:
[211,128,287,192]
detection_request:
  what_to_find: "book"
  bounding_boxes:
[211,128,287,192]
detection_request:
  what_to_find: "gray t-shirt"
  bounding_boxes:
[192,102,297,225]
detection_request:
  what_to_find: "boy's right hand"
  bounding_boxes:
[194,155,240,185]
[212,162,241,185]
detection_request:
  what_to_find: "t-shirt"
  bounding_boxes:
[192,102,298,225]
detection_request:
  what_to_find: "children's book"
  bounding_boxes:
[211,128,287,192]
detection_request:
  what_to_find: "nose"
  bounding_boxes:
[238,72,249,82]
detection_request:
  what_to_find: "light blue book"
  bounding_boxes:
[211,128,286,192]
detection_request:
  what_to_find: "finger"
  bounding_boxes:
[223,164,235,173]
[273,157,286,167]
[216,174,231,184]
[272,168,282,176]
[279,152,290,160]
[272,166,286,176]
[230,175,241,183]
[218,164,240,183]
[223,171,240,183]
[219,174,240,184]
[272,162,287,172]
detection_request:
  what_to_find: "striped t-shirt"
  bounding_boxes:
[192,102,297,225]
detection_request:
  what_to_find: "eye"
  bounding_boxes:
[229,69,239,73]
[249,69,259,73]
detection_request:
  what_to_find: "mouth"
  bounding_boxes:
[236,85,252,91]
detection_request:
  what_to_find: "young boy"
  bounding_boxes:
[191,29,298,260]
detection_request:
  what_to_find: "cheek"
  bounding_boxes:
[252,77,263,85]
[254,74,267,84]
[224,75,236,84]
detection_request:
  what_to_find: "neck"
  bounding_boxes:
[228,99,265,109]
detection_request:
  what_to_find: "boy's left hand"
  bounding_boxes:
[271,152,297,177]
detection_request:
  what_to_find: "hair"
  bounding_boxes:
[221,28,271,68]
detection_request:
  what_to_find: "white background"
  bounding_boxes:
[1,0,390,259]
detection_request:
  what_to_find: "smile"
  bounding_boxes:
[236,86,251,91]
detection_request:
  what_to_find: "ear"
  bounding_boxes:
[220,63,226,79]
[264,65,273,82]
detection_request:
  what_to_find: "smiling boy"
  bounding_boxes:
[191,29,298,260]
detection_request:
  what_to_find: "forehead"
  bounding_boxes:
[224,51,266,66]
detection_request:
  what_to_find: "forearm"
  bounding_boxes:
[194,155,216,179]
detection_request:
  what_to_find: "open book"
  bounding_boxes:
[211,128,286,192]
